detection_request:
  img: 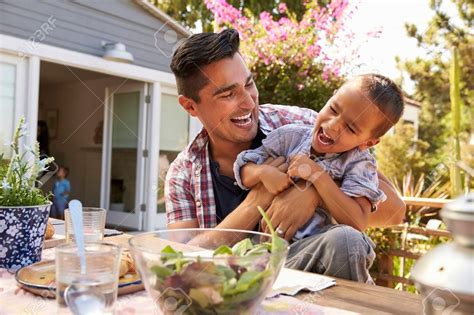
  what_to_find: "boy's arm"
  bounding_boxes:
[234,127,287,190]
[241,162,291,194]
[288,154,370,231]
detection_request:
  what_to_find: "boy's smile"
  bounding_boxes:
[312,81,384,154]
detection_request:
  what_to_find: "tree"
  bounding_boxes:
[201,0,374,111]
[398,0,473,170]
[375,123,431,185]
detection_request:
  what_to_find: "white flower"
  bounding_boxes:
[0,219,7,233]
[4,212,16,224]
[34,237,42,248]
[0,246,7,259]
[6,224,18,236]
[0,178,11,191]
[23,143,33,153]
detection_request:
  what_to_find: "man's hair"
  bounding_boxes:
[351,74,405,137]
[170,29,240,103]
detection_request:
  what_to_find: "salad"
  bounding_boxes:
[150,207,287,314]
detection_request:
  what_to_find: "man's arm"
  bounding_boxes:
[368,172,405,227]
[166,157,287,230]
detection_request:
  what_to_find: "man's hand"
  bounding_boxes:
[261,182,321,241]
[260,166,292,195]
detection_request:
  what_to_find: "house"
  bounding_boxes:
[401,97,422,138]
[385,97,422,138]
[0,0,200,231]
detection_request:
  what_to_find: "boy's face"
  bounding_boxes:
[312,81,385,154]
[57,168,66,179]
[178,53,259,146]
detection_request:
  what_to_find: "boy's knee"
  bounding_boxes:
[325,225,373,259]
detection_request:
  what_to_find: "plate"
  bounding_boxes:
[15,260,144,298]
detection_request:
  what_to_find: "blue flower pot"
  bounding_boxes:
[0,204,51,270]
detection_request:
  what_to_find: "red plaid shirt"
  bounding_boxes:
[165,104,317,228]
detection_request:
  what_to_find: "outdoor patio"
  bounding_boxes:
[0,0,473,314]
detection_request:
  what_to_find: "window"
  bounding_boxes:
[157,94,189,212]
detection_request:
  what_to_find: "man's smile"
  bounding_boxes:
[230,112,253,128]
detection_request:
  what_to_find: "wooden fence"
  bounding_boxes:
[373,197,452,289]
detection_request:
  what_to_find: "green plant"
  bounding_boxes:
[449,47,463,197]
[0,117,54,206]
[375,123,432,184]
[392,171,450,224]
[367,171,450,291]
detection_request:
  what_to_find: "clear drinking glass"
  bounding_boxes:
[64,207,106,243]
[56,242,121,315]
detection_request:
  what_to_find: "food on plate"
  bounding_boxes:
[119,250,136,277]
[45,221,55,240]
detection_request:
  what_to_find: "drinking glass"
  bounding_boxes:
[56,242,121,314]
[64,207,106,243]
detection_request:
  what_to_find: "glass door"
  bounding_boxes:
[156,93,190,229]
[0,53,27,158]
[102,83,147,230]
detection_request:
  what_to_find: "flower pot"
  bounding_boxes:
[0,203,51,270]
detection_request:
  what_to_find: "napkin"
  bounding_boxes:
[268,267,336,297]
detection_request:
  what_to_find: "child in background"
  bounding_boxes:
[234,74,404,240]
[51,166,71,219]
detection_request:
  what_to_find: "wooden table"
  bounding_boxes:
[298,274,421,314]
[110,234,422,314]
[2,234,422,314]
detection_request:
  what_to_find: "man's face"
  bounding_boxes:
[182,53,259,146]
[312,81,383,154]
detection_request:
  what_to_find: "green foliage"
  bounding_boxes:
[367,171,450,291]
[253,57,343,111]
[449,47,462,196]
[375,123,432,185]
[398,0,473,169]
[150,0,307,32]
[0,118,54,206]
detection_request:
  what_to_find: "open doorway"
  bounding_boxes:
[38,61,145,230]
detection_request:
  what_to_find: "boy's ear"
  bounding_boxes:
[333,89,338,95]
[178,95,199,117]
[358,138,380,150]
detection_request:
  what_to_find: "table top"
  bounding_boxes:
[1,234,422,314]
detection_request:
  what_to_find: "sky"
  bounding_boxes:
[346,0,435,93]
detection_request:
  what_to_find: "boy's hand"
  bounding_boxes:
[288,154,323,183]
[260,166,292,195]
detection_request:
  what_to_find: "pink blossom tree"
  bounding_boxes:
[204,0,378,110]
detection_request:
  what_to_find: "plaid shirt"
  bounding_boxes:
[165,104,317,228]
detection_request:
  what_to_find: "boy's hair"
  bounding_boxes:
[352,74,405,138]
[59,165,69,177]
[170,29,240,103]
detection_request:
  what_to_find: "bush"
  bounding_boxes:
[205,0,376,110]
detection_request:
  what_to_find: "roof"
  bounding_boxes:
[133,0,192,37]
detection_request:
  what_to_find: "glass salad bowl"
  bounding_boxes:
[129,228,289,314]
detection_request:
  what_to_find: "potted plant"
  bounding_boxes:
[0,117,55,270]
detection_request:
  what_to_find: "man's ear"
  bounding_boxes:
[178,95,198,117]
[358,138,380,150]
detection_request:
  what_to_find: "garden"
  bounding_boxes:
[153,0,474,292]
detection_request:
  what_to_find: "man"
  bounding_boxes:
[165,29,405,283]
